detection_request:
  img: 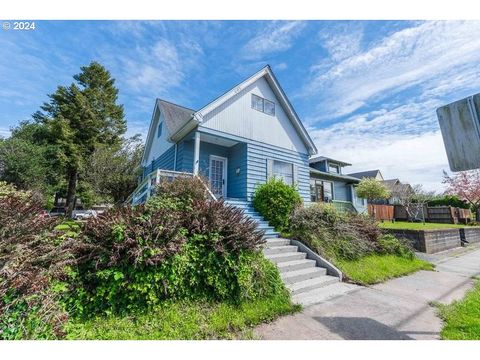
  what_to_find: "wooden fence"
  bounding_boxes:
[391,205,472,224]
[368,204,394,221]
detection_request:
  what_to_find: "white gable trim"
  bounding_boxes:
[193,66,318,155]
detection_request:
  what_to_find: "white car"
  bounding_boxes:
[73,209,98,220]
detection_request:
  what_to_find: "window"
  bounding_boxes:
[323,181,333,201]
[157,122,163,138]
[251,94,275,116]
[264,99,275,115]
[273,160,293,185]
[328,163,340,174]
[252,94,264,112]
[310,179,334,202]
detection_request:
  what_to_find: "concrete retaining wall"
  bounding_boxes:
[386,228,463,254]
[461,228,480,244]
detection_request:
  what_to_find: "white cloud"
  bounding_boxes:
[0,127,11,138]
[304,20,480,192]
[318,23,364,62]
[305,21,480,119]
[308,99,451,192]
[242,21,306,60]
[123,39,184,93]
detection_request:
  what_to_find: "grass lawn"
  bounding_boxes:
[66,295,300,340]
[336,254,434,285]
[378,221,467,230]
[55,220,80,237]
[437,279,480,340]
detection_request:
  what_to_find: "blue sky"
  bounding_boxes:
[1,20,480,191]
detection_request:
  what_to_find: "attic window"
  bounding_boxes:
[329,163,340,174]
[157,122,163,138]
[251,94,275,116]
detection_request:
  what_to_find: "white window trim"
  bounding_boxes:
[251,94,275,116]
[272,159,294,185]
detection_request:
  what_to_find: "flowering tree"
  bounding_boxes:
[443,170,480,219]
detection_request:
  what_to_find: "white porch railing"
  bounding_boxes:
[127,169,216,205]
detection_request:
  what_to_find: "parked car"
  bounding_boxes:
[49,207,66,217]
[73,209,98,220]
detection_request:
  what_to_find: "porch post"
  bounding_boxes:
[193,131,200,175]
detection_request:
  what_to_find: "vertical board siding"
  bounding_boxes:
[246,142,310,203]
[201,77,309,154]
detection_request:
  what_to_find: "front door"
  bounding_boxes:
[209,155,227,198]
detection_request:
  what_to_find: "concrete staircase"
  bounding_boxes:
[225,198,356,306]
[224,198,281,239]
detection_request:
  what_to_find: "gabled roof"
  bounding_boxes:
[309,156,351,167]
[171,65,317,155]
[158,99,194,136]
[348,169,383,179]
[141,99,194,164]
[142,65,318,163]
[381,179,413,193]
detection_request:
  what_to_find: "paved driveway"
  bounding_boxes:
[255,245,480,340]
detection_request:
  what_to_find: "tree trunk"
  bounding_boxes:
[65,167,78,218]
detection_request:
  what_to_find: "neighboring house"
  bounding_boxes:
[309,156,367,213]
[348,169,384,181]
[349,171,412,205]
[130,65,366,213]
[379,178,412,205]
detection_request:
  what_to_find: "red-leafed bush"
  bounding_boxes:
[0,188,74,339]
[63,177,271,317]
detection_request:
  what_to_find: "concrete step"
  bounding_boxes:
[265,252,306,263]
[291,282,359,307]
[287,275,339,295]
[263,231,280,238]
[264,238,290,247]
[264,245,298,255]
[263,233,279,239]
[277,259,316,273]
[281,267,327,284]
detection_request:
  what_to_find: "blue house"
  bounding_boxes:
[131,65,366,214]
[309,156,367,213]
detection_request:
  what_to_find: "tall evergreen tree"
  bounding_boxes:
[33,62,126,217]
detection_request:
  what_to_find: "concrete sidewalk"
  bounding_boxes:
[255,245,480,340]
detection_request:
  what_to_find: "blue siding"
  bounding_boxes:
[333,181,351,202]
[310,161,327,172]
[246,142,310,203]
[177,139,229,177]
[227,143,247,198]
[142,144,175,178]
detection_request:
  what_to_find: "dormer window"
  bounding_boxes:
[157,122,163,138]
[251,94,275,116]
[329,163,340,174]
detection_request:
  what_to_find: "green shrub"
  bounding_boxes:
[290,203,410,261]
[252,178,302,232]
[63,176,273,317]
[428,195,470,209]
[377,234,414,259]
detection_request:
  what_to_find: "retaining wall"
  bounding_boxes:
[386,228,465,254]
